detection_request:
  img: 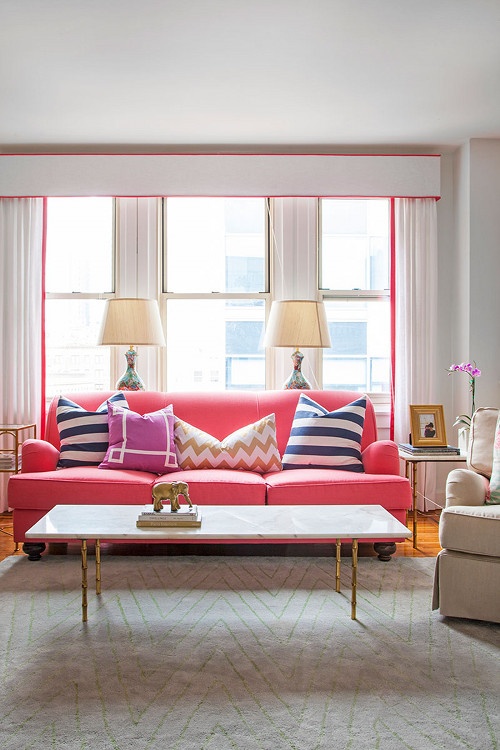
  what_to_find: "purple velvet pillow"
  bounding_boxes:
[99,402,178,473]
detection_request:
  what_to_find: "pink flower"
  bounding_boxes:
[447,360,481,426]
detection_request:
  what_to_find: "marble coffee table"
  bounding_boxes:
[26,504,411,622]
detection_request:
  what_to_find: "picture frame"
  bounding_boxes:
[409,404,447,448]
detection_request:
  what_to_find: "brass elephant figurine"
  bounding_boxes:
[152,481,192,513]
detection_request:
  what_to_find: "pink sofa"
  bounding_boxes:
[9,389,412,560]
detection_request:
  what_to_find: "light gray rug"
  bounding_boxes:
[0,554,498,750]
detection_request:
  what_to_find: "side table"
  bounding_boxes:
[0,423,37,474]
[398,450,467,548]
[0,423,37,550]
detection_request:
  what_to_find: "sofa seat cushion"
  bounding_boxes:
[157,469,266,505]
[264,468,412,510]
[439,504,500,557]
[8,467,157,510]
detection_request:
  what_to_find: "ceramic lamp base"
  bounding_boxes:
[116,347,145,391]
[283,349,311,390]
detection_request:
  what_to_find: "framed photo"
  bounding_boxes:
[409,404,447,447]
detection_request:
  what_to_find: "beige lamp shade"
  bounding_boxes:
[98,298,166,347]
[263,300,332,349]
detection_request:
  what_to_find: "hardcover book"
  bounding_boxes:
[136,505,202,528]
[399,443,461,455]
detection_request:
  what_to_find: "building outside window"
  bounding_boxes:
[45,197,115,402]
[162,198,269,391]
[320,199,391,394]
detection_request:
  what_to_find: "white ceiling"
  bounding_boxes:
[1,0,499,153]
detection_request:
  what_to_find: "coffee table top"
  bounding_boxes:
[26,504,411,541]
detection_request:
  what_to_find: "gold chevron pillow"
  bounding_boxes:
[174,414,282,473]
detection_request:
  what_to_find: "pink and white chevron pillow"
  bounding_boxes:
[174,414,282,473]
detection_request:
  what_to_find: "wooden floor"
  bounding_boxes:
[0,510,442,562]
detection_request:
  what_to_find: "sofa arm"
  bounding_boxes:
[362,440,400,475]
[21,439,59,473]
[446,468,488,507]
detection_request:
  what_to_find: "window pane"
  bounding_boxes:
[165,198,266,293]
[46,197,114,293]
[45,299,110,397]
[166,299,265,391]
[320,199,389,291]
[322,299,390,392]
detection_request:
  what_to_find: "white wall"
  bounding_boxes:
[433,152,466,505]
[469,140,500,408]
[436,143,500,422]
[444,140,500,419]
[436,153,456,419]
[428,139,500,509]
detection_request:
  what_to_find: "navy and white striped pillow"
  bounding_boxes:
[282,394,366,472]
[57,393,129,468]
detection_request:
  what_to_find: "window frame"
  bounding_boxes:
[160,197,271,391]
[45,197,117,297]
[318,198,391,399]
[44,197,118,401]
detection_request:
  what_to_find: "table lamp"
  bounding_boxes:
[263,300,332,389]
[98,298,166,390]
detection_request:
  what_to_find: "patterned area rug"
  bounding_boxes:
[0,554,498,750]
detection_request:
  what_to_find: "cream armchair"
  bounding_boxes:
[432,407,500,623]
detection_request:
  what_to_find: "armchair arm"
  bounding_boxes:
[446,468,488,507]
[362,440,400,475]
[21,438,59,473]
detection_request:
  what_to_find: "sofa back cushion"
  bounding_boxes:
[45,390,378,458]
[486,413,500,504]
[468,407,499,478]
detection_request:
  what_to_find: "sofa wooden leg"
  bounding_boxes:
[373,542,396,561]
[22,542,46,561]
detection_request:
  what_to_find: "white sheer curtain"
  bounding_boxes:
[394,198,438,509]
[0,198,44,511]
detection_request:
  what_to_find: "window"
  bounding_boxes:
[162,198,268,391]
[320,199,391,393]
[45,197,115,400]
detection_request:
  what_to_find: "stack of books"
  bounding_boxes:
[0,455,16,470]
[136,505,202,528]
[399,443,461,455]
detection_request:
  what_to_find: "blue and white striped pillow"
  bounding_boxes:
[57,393,129,468]
[282,394,366,472]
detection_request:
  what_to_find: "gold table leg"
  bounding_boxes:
[95,539,101,595]
[335,538,341,593]
[351,539,358,620]
[411,462,418,548]
[404,460,418,549]
[81,539,88,623]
